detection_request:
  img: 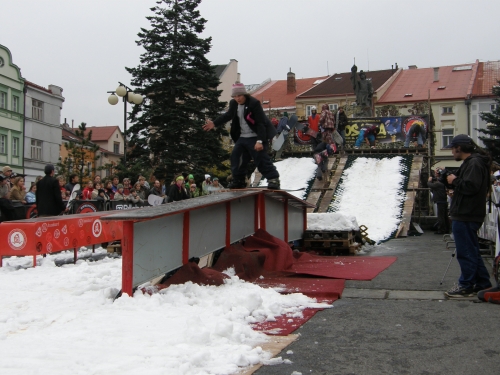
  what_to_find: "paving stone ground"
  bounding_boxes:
[254,231,499,375]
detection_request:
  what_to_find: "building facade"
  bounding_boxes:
[24,81,64,185]
[295,67,400,120]
[0,44,24,175]
[470,61,500,147]
[249,70,329,118]
[213,59,239,106]
[376,62,479,167]
[84,125,124,178]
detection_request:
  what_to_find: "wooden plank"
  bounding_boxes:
[306,191,321,213]
[318,156,347,213]
[397,155,425,237]
[395,222,405,238]
[237,335,299,375]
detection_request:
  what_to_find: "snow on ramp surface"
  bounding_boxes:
[329,156,406,243]
[307,213,359,231]
[259,157,316,199]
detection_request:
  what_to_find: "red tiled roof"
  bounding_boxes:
[25,80,52,93]
[297,69,397,98]
[62,128,84,142]
[472,61,500,97]
[378,62,478,103]
[84,126,121,141]
[250,76,329,109]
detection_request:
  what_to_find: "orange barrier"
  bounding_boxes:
[0,211,123,267]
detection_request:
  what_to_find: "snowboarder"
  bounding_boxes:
[203,83,280,189]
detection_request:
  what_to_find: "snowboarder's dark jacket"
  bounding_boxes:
[213,96,276,143]
[449,153,490,222]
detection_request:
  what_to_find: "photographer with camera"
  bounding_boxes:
[443,135,492,298]
[427,167,450,234]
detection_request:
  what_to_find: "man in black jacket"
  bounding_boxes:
[36,164,67,217]
[203,83,280,189]
[443,135,492,298]
[427,168,450,234]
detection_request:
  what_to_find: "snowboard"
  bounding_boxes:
[64,183,81,214]
[272,115,299,151]
[148,194,165,206]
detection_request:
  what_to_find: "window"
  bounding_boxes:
[32,99,44,121]
[329,104,338,112]
[31,139,42,160]
[113,142,120,154]
[442,128,454,148]
[13,96,20,113]
[442,106,453,114]
[491,104,499,112]
[0,135,6,154]
[0,92,6,109]
[12,137,19,156]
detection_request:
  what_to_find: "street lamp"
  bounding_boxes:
[107,82,143,164]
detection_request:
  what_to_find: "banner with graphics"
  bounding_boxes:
[345,115,429,143]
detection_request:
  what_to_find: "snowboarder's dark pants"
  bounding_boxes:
[231,137,279,182]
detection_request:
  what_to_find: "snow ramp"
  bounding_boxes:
[305,153,424,241]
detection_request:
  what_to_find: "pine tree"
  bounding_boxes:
[127,0,229,182]
[477,83,500,163]
[56,122,100,183]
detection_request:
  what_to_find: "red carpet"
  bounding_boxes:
[290,253,397,281]
[251,307,321,336]
[153,229,397,335]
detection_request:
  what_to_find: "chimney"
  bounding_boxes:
[236,73,240,83]
[433,67,439,82]
[287,68,296,94]
[408,65,417,70]
[72,119,74,129]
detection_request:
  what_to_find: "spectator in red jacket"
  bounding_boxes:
[81,180,94,200]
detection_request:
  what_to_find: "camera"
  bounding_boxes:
[437,168,454,189]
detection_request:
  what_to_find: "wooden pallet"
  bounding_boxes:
[303,229,358,254]
[107,244,122,254]
[303,230,354,240]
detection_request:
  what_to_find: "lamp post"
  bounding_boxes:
[107,82,143,164]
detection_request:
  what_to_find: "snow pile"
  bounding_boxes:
[0,252,329,375]
[329,157,406,243]
[307,213,359,231]
[259,157,316,199]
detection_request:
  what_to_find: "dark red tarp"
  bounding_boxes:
[154,229,397,335]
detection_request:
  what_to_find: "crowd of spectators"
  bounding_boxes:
[0,166,231,220]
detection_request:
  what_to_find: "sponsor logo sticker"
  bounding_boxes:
[92,219,102,237]
[8,229,27,251]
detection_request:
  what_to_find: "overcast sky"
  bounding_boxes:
[2,0,499,128]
